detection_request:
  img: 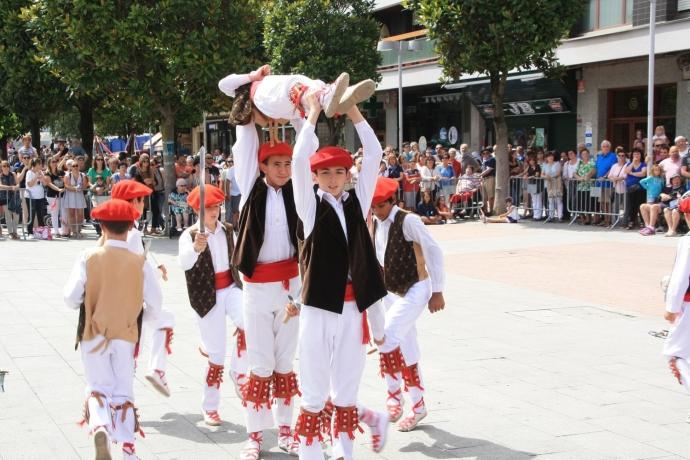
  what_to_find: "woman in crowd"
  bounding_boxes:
[625,148,647,230]
[62,159,88,238]
[417,190,443,225]
[150,156,166,233]
[45,155,66,237]
[509,148,523,204]
[607,147,628,226]
[134,153,157,234]
[87,155,112,187]
[434,154,455,201]
[524,155,543,220]
[451,164,482,218]
[542,151,563,220]
[25,158,47,236]
[639,164,666,236]
[420,156,437,200]
[0,160,20,239]
[574,149,596,225]
[660,174,686,237]
[562,149,580,219]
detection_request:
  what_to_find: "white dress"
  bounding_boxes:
[63,173,87,209]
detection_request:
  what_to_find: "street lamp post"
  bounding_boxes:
[646,0,656,172]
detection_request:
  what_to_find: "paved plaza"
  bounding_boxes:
[1,221,689,459]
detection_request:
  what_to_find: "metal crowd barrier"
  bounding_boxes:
[566,178,627,229]
[508,176,568,223]
[450,176,483,218]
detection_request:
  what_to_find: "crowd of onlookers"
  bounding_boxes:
[2,126,688,239]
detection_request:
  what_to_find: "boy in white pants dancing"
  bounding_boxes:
[65,199,162,460]
[110,180,175,397]
[289,94,387,460]
[178,184,247,426]
[370,177,446,432]
[231,118,303,458]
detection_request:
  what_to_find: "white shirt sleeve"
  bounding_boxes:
[367,300,386,342]
[354,120,382,218]
[142,261,163,319]
[63,250,88,309]
[402,213,446,292]
[178,229,200,271]
[218,73,252,98]
[666,237,690,313]
[292,121,320,238]
[126,229,145,256]
[233,123,260,208]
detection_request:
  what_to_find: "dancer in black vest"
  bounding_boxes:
[178,184,246,427]
[289,93,386,460]
[232,118,303,459]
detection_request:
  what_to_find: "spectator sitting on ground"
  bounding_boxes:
[397,199,407,211]
[660,174,686,237]
[481,197,519,224]
[435,195,453,222]
[416,190,443,225]
[451,165,481,218]
[660,146,682,186]
[639,164,667,236]
[169,178,191,232]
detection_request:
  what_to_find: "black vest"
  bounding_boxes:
[233,178,298,277]
[298,190,386,314]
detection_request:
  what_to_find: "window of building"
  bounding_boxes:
[582,0,632,31]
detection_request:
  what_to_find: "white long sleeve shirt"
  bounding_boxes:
[63,240,162,320]
[374,206,446,293]
[178,222,230,273]
[666,236,690,314]
[292,120,381,239]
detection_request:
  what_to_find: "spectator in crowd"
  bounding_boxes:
[397,199,407,211]
[134,153,159,234]
[451,165,481,218]
[348,157,363,190]
[76,155,87,173]
[625,148,647,230]
[661,146,683,186]
[676,135,689,158]
[516,146,525,162]
[449,148,462,177]
[14,152,31,225]
[175,154,190,179]
[25,158,47,236]
[524,155,543,220]
[594,140,617,226]
[639,164,666,235]
[660,174,686,237]
[562,149,580,218]
[574,148,596,225]
[401,142,413,163]
[480,149,496,215]
[542,151,563,220]
[384,153,404,195]
[652,125,667,144]
[0,160,20,239]
[70,139,86,158]
[111,162,130,184]
[607,147,628,225]
[401,160,421,210]
[434,144,444,160]
[169,178,191,232]
[435,154,455,201]
[63,159,88,238]
[481,197,519,224]
[45,155,66,237]
[459,144,480,171]
[220,158,241,228]
[87,155,112,188]
[107,157,119,180]
[151,156,166,233]
[420,156,437,197]
[655,143,670,163]
[17,134,37,158]
[410,141,420,158]
[416,190,443,225]
[54,138,69,158]
[435,195,453,222]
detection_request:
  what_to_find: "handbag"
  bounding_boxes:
[627,183,641,193]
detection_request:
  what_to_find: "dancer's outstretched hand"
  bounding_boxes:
[249,64,271,82]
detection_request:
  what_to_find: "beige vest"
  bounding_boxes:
[83,246,145,345]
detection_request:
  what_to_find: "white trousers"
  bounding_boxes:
[196,284,246,411]
[243,277,300,432]
[80,335,137,444]
[142,308,175,373]
[46,197,60,235]
[531,192,543,219]
[253,75,326,120]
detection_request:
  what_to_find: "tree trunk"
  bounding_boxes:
[160,107,177,200]
[29,117,41,151]
[78,98,95,162]
[491,73,509,214]
[325,116,346,146]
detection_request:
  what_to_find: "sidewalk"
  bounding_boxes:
[0,222,688,459]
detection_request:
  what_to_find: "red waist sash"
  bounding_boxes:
[243,258,299,288]
[344,282,369,344]
[684,292,690,302]
[215,270,233,290]
[344,282,356,302]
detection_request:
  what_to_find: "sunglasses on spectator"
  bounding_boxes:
[71,165,79,169]
[22,156,30,160]
[1,165,9,168]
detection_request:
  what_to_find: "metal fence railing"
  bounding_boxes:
[566,178,627,229]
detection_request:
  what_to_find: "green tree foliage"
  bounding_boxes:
[264,0,381,145]
[0,0,64,149]
[406,0,584,212]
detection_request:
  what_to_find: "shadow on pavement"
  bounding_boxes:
[140,412,246,445]
[399,425,535,459]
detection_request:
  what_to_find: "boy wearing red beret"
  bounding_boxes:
[290,93,387,459]
[110,180,175,398]
[64,199,163,460]
[178,184,247,426]
[368,176,446,432]
[231,118,303,458]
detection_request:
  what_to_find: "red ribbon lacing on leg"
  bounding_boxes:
[163,328,173,355]
[77,391,106,427]
[206,363,224,389]
[234,328,247,358]
[379,347,406,379]
[402,363,425,391]
[242,373,272,411]
[333,405,364,441]
[272,371,302,406]
[319,399,335,444]
[112,401,145,438]
[294,409,322,446]
[670,357,683,385]
[288,83,310,118]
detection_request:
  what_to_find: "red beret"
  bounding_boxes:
[259,142,293,163]
[187,184,225,211]
[111,180,152,200]
[310,146,353,172]
[680,197,690,213]
[91,199,141,222]
[372,177,399,205]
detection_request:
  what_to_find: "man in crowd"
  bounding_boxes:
[594,140,616,226]
[479,148,496,215]
[221,159,241,228]
[459,143,480,172]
